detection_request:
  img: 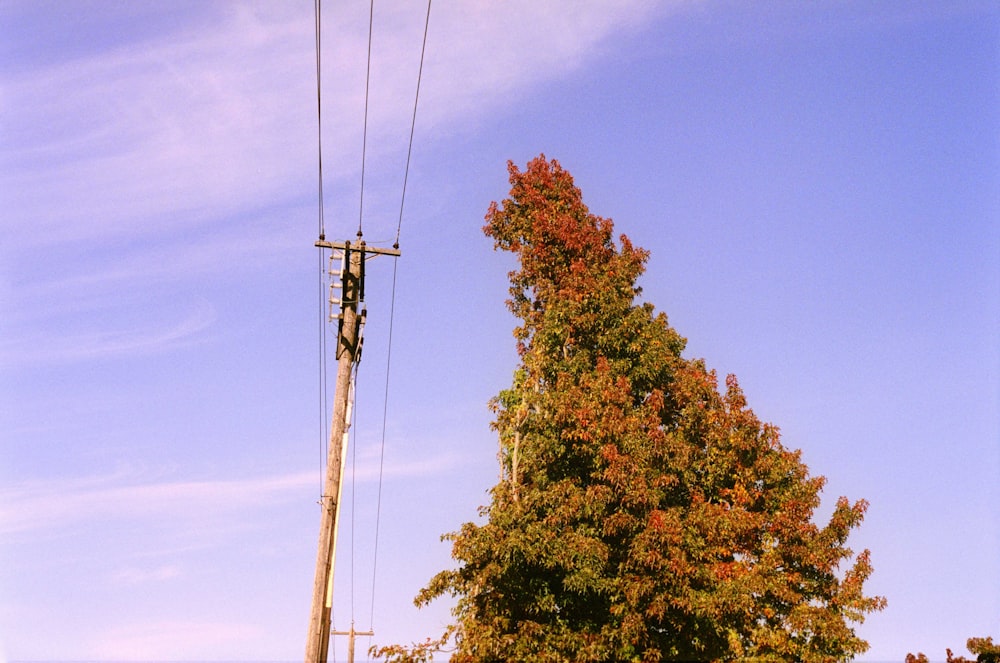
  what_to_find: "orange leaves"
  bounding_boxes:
[712,560,741,582]
[647,509,666,531]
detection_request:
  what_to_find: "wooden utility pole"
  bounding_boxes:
[333,623,375,663]
[305,234,400,663]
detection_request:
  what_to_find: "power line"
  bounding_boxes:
[394,0,432,249]
[369,0,433,632]
[318,253,329,498]
[314,0,326,241]
[356,0,375,237]
[368,255,398,630]
[350,364,360,623]
[315,0,329,498]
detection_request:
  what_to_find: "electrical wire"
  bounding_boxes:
[318,255,329,498]
[315,0,326,241]
[394,0,432,248]
[367,256,398,631]
[357,0,375,237]
[368,0,433,632]
[315,0,329,497]
[350,363,360,623]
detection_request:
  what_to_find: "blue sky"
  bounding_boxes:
[1,1,997,661]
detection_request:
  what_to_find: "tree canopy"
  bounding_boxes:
[908,635,1000,663]
[378,155,885,662]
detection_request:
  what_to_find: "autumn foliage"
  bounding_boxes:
[908,635,1000,663]
[377,156,885,662]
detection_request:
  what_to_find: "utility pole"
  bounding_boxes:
[333,623,375,663]
[305,233,400,663]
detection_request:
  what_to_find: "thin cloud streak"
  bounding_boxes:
[3,210,304,325]
[0,453,459,537]
[418,0,676,126]
[111,564,183,585]
[85,619,259,660]
[0,470,311,537]
[0,298,216,367]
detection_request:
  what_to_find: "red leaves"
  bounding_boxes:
[484,157,648,361]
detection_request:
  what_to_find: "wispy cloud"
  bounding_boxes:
[0,455,460,538]
[1,0,683,247]
[85,619,259,660]
[418,0,675,126]
[1,5,316,246]
[0,297,216,366]
[349,444,462,483]
[110,564,183,585]
[2,206,303,331]
[0,469,312,537]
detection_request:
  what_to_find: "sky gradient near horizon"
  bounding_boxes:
[1,1,998,661]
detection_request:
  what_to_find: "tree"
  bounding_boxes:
[384,155,885,662]
[968,636,1000,663]
[908,635,1000,663]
